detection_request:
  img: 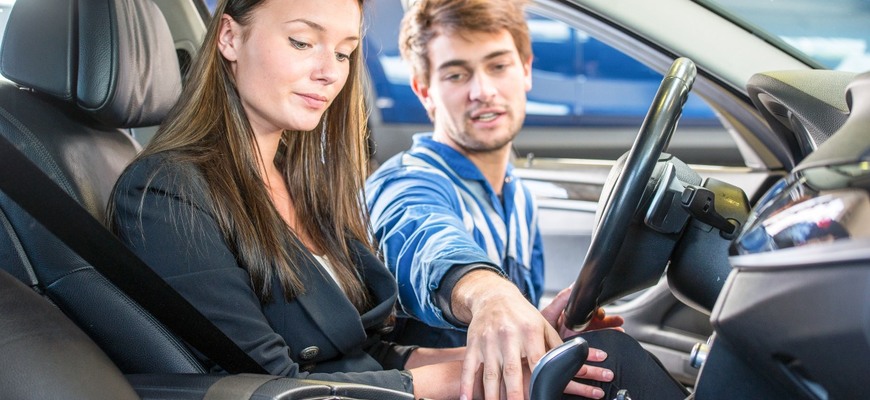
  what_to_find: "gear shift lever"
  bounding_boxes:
[529,335,589,400]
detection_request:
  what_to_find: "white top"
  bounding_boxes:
[312,254,344,293]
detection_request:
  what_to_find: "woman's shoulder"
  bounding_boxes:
[117,150,207,196]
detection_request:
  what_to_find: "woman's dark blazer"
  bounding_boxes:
[111,153,413,393]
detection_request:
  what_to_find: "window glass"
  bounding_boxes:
[363,3,722,128]
[0,0,15,79]
[699,0,870,72]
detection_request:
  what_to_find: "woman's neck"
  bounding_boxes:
[256,131,321,255]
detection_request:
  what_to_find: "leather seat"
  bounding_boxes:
[0,0,204,374]
[0,268,140,399]
[0,2,416,398]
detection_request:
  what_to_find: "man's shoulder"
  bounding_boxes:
[365,151,465,213]
[368,149,455,186]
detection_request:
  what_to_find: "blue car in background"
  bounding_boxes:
[361,0,743,166]
[364,7,718,127]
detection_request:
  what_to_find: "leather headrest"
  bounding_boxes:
[0,0,181,128]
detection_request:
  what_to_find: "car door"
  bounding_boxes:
[363,0,805,386]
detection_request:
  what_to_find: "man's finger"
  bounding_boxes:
[524,323,558,373]
[459,351,482,400]
[481,353,502,400]
[499,342,525,400]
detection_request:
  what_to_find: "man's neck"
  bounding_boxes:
[464,148,511,195]
[432,135,512,195]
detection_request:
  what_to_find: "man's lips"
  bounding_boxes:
[470,108,505,122]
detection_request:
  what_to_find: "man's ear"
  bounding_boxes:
[411,76,435,120]
[523,54,534,92]
[217,14,240,62]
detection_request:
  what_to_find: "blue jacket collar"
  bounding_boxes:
[411,133,515,183]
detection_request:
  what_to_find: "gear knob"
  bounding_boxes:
[529,335,589,400]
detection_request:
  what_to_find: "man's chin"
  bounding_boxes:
[461,140,513,154]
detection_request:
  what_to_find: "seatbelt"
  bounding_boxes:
[0,133,269,375]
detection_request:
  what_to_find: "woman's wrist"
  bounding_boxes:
[404,346,466,369]
[409,360,463,399]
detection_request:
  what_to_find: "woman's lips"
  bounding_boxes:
[298,92,328,109]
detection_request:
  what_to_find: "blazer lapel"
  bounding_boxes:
[349,240,398,328]
[293,252,365,355]
[293,241,397,355]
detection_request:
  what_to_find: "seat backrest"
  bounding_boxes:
[0,0,205,374]
[0,268,140,400]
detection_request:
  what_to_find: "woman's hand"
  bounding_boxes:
[540,285,625,338]
[563,347,613,399]
[539,286,624,399]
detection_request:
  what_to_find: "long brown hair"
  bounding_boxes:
[112,0,372,310]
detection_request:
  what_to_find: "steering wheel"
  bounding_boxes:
[564,58,697,329]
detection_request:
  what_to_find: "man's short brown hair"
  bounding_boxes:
[399,0,531,85]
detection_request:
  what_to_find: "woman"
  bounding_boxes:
[109,0,613,398]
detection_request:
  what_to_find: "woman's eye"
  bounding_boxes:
[336,52,350,62]
[289,38,310,50]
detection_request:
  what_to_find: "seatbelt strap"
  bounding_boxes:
[0,133,269,375]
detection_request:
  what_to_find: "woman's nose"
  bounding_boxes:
[313,51,340,85]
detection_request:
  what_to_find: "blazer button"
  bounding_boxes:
[299,346,319,361]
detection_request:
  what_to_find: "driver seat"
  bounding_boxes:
[0,0,204,373]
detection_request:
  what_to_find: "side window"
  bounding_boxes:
[363,2,740,166]
[524,13,719,128]
[0,1,15,79]
[363,0,427,124]
[364,8,722,128]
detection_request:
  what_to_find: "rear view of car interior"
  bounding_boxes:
[1,0,869,399]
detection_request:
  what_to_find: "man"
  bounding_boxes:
[366,0,625,398]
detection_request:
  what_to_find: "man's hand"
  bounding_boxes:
[452,270,561,400]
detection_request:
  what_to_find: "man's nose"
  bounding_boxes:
[469,73,497,102]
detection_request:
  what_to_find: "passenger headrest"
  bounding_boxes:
[0,0,181,128]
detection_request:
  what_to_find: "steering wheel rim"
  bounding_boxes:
[564,58,697,329]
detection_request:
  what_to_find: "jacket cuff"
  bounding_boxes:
[434,262,503,328]
[367,340,420,370]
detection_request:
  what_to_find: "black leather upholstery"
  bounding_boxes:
[0,0,181,127]
[0,269,140,400]
[0,0,203,374]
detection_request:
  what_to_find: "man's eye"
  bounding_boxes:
[289,38,310,50]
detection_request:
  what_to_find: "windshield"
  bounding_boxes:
[700,0,870,72]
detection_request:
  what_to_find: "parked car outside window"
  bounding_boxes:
[362,0,743,167]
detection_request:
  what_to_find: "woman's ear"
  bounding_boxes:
[217,14,240,62]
